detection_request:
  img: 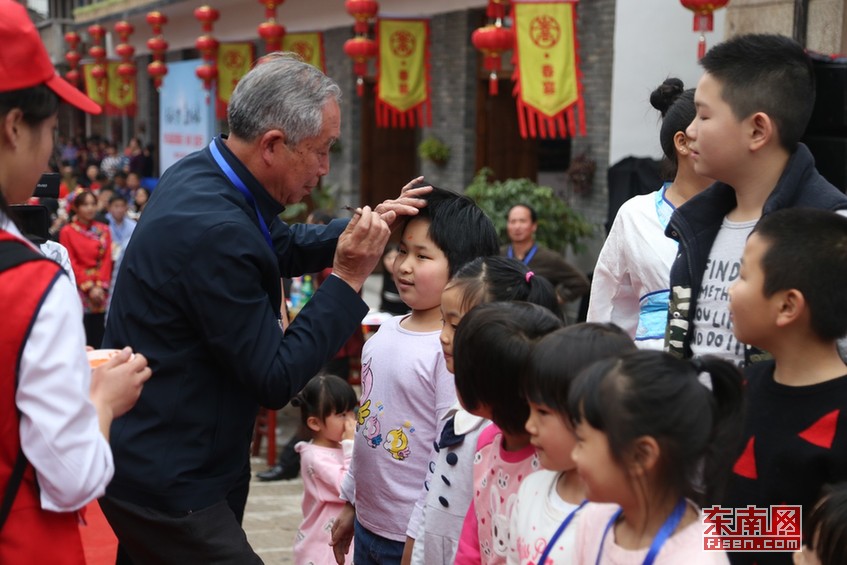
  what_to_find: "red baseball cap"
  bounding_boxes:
[0,0,101,114]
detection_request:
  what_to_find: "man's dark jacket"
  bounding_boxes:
[103,137,367,514]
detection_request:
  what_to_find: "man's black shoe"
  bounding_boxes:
[256,464,299,481]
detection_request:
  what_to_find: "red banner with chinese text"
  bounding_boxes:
[282,32,325,73]
[512,0,585,139]
[376,18,431,128]
[217,42,254,120]
[83,62,137,117]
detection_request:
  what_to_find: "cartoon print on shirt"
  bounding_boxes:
[496,469,509,490]
[357,358,373,427]
[490,490,517,557]
[384,427,412,460]
[362,415,382,447]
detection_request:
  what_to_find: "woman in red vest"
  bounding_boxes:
[0,3,152,562]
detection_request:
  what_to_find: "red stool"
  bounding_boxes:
[251,408,277,467]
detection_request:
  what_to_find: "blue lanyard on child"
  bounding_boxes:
[209,138,274,252]
[507,243,538,265]
[594,498,687,565]
[538,499,587,565]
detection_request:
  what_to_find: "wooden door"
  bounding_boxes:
[475,79,538,181]
[359,79,418,208]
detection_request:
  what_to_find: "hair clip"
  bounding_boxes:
[525,271,535,283]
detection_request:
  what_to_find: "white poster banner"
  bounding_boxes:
[159,59,216,173]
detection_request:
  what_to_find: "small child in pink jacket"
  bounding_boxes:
[291,375,358,565]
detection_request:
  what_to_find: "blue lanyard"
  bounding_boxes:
[507,243,538,265]
[209,138,274,252]
[538,499,586,565]
[595,498,687,565]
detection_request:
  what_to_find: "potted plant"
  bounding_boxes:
[418,136,451,166]
[465,168,594,253]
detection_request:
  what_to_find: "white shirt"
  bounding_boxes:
[691,217,757,366]
[508,470,580,565]
[587,186,678,350]
[2,215,114,512]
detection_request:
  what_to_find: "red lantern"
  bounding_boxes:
[258,0,284,20]
[117,62,136,79]
[114,20,134,40]
[147,60,168,89]
[196,63,218,91]
[147,36,168,54]
[146,11,168,33]
[680,0,730,58]
[258,21,285,53]
[486,0,509,21]
[87,24,105,42]
[345,0,379,35]
[65,51,82,67]
[88,45,106,60]
[115,43,135,59]
[91,65,107,81]
[146,11,169,90]
[194,6,220,33]
[64,31,80,49]
[344,36,377,96]
[64,31,82,88]
[472,23,514,95]
[195,35,219,58]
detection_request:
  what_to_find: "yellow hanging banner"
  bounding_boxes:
[106,62,136,117]
[513,0,585,138]
[282,32,325,72]
[83,63,106,106]
[83,62,136,116]
[217,42,255,119]
[376,18,431,128]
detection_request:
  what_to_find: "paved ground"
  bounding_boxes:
[244,402,305,564]
[243,274,383,563]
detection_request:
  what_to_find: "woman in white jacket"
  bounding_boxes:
[587,78,713,349]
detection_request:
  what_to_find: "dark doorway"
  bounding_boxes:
[359,79,419,208]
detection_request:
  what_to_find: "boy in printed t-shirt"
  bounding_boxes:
[724,209,847,564]
[330,186,499,565]
[664,33,847,366]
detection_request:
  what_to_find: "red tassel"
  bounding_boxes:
[489,72,498,96]
[356,76,364,97]
[697,34,706,59]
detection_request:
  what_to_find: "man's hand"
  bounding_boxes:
[89,347,152,440]
[373,176,431,232]
[332,206,392,292]
[330,502,355,564]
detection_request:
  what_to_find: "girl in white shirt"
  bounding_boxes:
[509,322,636,564]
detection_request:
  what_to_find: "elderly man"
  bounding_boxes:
[100,53,426,562]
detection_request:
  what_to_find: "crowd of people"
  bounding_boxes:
[3,3,847,564]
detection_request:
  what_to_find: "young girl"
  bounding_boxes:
[291,374,358,565]
[406,256,560,564]
[453,301,563,564]
[569,351,744,564]
[509,323,636,565]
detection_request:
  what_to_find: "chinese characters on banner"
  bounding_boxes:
[512,0,586,139]
[216,42,254,120]
[159,60,216,173]
[282,32,326,73]
[82,62,137,117]
[376,18,431,128]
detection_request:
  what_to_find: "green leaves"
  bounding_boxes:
[465,168,594,253]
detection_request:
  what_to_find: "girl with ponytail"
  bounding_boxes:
[587,78,713,348]
[568,350,743,564]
